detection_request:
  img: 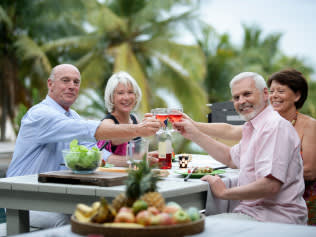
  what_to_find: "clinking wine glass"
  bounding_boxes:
[151,108,169,134]
[167,107,183,133]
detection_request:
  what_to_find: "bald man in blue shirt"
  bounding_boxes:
[6,64,160,229]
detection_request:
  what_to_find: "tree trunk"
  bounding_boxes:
[0,56,19,141]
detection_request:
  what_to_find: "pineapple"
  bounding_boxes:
[112,193,134,212]
[140,192,165,211]
[112,155,165,211]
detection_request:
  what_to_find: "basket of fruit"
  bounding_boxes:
[71,157,204,237]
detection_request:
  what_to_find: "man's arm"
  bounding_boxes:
[95,116,160,140]
[173,118,236,168]
[195,122,243,141]
[181,113,242,141]
[202,175,282,200]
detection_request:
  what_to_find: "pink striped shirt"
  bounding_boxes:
[230,105,307,224]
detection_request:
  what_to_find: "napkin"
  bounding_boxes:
[205,175,239,215]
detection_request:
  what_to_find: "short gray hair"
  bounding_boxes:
[229,72,267,92]
[48,64,81,81]
[104,71,142,113]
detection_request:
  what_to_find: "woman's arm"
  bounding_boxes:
[106,151,159,167]
[301,117,316,181]
[106,154,129,167]
[101,119,133,145]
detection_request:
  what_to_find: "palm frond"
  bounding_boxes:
[145,40,206,82]
[0,6,12,30]
[153,67,208,122]
[77,53,111,89]
[109,43,150,113]
[41,35,100,52]
[84,1,127,33]
[15,35,51,76]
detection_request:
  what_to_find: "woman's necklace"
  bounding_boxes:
[291,112,298,127]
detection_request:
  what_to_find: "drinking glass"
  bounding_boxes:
[167,107,183,132]
[126,138,149,169]
[151,108,169,134]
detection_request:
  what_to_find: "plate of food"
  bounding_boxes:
[174,167,226,178]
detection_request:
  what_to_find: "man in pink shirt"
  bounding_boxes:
[173,72,307,224]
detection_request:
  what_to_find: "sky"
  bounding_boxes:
[197,0,316,79]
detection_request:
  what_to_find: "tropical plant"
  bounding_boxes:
[192,23,315,118]
[191,22,236,102]
[0,0,86,140]
[41,0,208,122]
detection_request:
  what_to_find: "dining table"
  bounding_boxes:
[0,154,239,236]
[9,215,316,237]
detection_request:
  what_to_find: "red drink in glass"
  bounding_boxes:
[156,114,169,122]
[168,114,183,122]
[159,153,172,169]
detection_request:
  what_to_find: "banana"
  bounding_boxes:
[91,198,109,223]
[92,201,100,210]
[104,205,117,222]
[76,203,94,217]
[74,210,91,223]
[103,222,143,228]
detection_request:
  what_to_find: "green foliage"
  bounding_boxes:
[191,22,315,119]
[1,0,88,140]
[109,0,146,17]
[13,104,27,134]
[41,0,207,121]
[13,88,41,134]
[125,155,160,199]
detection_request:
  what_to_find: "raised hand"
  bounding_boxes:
[172,118,200,141]
[137,116,161,137]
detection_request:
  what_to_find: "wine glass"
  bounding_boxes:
[151,108,169,134]
[167,107,183,133]
[126,138,149,169]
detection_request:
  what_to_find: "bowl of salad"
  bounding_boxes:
[62,139,101,174]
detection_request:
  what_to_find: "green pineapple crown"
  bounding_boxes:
[125,155,161,200]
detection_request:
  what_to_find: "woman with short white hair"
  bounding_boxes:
[97,71,158,166]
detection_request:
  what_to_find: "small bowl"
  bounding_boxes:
[62,149,102,174]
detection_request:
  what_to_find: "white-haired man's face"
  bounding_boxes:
[231,77,268,121]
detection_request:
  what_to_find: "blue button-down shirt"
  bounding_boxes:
[7,96,111,177]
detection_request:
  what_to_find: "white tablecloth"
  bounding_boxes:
[11,216,316,237]
[171,154,240,215]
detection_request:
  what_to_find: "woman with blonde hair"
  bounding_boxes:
[98,71,158,166]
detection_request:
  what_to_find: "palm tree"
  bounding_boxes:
[191,22,237,103]
[41,0,208,122]
[0,0,86,139]
[193,23,314,108]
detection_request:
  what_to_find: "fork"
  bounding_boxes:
[184,167,197,182]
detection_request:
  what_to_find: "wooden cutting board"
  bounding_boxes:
[38,170,128,187]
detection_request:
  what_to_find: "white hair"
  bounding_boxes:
[104,71,142,113]
[48,64,81,81]
[229,72,267,92]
